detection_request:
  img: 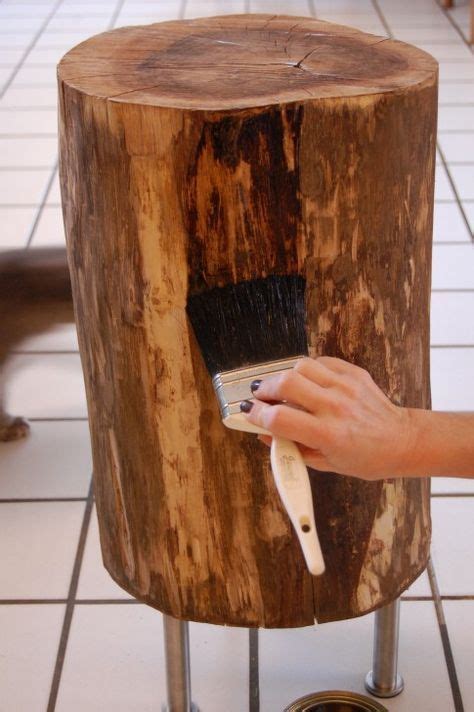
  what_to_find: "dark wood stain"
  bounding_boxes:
[185,106,303,292]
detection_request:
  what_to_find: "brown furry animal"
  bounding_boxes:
[0,247,73,441]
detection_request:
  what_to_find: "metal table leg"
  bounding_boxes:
[162,614,199,712]
[365,598,404,698]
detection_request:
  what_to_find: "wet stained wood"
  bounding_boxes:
[58,15,438,626]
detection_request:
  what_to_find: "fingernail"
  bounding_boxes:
[240,400,254,413]
[250,379,262,393]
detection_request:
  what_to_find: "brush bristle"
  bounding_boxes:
[186,275,307,376]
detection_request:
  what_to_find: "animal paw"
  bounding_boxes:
[0,416,30,442]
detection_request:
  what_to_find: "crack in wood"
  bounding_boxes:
[261,15,278,31]
[295,47,321,69]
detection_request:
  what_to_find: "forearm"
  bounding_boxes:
[243,356,474,481]
[406,409,474,478]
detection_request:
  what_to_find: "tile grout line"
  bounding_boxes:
[432,287,474,292]
[0,599,68,605]
[0,162,58,167]
[108,0,128,30]
[372,0,474,235]
[0,598,141,605]
[437,143,474,242]
[11,350,79,355]
[0,17,108,23]
[436,0,474,53]
[73,599,141,604]
[2,595,473,606]
[25,415,89,423]
[370,0,394,38]
[2,82,57,87]
[0,203,60,208]
[11,352,79,356]
[403,44,473,49]
[25,160,58,248]
[46,478,94,712]
[431,492,474,497]
[436,58,473,63]
[44,4,126,706]
[0,0,65,101]
[435,198,472,202]
[0,135,57,139]
[27,417,89,422]
[0,497,88,503]
[0,107,57,111]
[427,556,465,712]
[25,0,129,252]
[372,0,474,245]
[249,628,260,712]
[438,131,474,135]
[373,6,470,707]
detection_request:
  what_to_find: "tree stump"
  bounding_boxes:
[58,15,438,627]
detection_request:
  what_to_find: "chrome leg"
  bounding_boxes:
[365,598,404,698]
[162,615,199,712]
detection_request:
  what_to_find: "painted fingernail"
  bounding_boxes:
[250,379,262,393]
[240,400,254,413]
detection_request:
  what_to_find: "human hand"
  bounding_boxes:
[240,356,418,480]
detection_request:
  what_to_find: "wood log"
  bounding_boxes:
[58,15,438,627]
[471,0,474,45]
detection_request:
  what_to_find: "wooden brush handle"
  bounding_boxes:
[270,437,325,576]
[225,414,325,575]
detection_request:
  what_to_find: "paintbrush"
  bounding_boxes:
[186,274,325,576]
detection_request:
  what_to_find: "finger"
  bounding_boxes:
[258,434,332,472]
[314,355,354,374]
[243,400,328,450]
[293,356,341,387]
[252,368,335,412]
[298,448,333,472]
[316,355,367,379]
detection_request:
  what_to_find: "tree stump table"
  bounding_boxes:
[58,15,438,632]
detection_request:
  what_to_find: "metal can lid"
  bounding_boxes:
[284,689,389,712]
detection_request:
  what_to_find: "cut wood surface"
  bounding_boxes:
[58,15,438,627]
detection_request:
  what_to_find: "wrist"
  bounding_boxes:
[401,408,474,478]
[402,407,432,477]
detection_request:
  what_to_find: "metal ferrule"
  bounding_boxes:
[212,356,304,419]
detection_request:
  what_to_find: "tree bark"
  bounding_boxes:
[58,14,438,627]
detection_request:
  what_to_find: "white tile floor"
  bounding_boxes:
[0,0,473,710]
